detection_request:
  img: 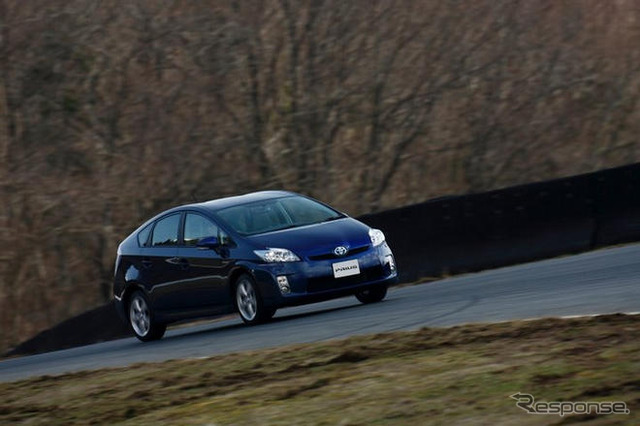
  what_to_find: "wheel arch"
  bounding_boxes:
[122,282,147,319]
[228,266,253,299]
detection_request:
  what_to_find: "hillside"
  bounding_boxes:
[2,0,640,352]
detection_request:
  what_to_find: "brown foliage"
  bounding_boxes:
[1,0,640,351]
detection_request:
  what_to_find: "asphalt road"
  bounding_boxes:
[2,243,640,383]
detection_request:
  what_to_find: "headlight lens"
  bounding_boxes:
[254,248,301,262]
[369,228,386,246]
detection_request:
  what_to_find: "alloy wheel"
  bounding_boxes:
[129,294,150,337]
[236,279,257,321]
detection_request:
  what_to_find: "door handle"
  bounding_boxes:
[141,258,152,268]
[166,257,190,269]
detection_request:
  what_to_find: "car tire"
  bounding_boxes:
[128,290,166,341]
[355,284,388,304]
[235,274,274,325]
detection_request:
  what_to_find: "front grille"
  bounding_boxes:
[306,264,386,293]
[308,245,370,261]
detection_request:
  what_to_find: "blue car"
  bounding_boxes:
[113,191,398,341]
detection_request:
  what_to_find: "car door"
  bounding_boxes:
[175,212,233,313]
[142,213,183,311]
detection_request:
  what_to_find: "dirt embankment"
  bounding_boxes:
[2,314,639,424]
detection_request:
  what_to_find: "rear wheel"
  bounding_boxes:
[128,290,166,341]
[235,274,275,325]
[355,284,388,304]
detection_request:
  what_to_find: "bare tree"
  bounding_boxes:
[3,0,640,352]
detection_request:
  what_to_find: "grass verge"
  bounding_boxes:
[1,314,639,425]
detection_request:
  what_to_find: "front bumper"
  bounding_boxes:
[253,242,398,308]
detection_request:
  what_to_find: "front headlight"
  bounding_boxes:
[369,228,385,246]
[254,248,301,262]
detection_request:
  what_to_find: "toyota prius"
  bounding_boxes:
[113,191,398,341]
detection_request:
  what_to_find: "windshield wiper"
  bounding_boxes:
[321,216,343,223]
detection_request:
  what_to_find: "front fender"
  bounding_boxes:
[231,261,281,307]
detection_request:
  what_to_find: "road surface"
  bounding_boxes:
[2,243,640,382]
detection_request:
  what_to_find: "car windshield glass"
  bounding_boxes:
[215,196,343,236]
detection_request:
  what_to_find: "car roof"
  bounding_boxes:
[123,191,301,245]
[186,190,297,213]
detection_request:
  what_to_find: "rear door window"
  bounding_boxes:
[183,213,219,246]
[151,214,180,247]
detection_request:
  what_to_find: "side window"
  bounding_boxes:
[184,213,218,246]
[151,214,180,247]
[137,224,152,247]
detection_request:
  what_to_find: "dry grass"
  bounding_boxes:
[1,314,639,425]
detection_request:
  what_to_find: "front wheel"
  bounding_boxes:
[355,284,388,304]
[235,274,275,325]
[128,290,166,341]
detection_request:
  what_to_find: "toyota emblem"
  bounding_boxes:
[333,246,348,256]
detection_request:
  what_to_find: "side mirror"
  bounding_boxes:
[196,236,220,249]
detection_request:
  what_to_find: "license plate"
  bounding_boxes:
[332,259,360,278]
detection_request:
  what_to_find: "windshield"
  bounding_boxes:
[215,196,344,236]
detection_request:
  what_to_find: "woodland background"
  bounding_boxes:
[2,0,640,352]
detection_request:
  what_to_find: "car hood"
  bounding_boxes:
[246,218,372,258]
